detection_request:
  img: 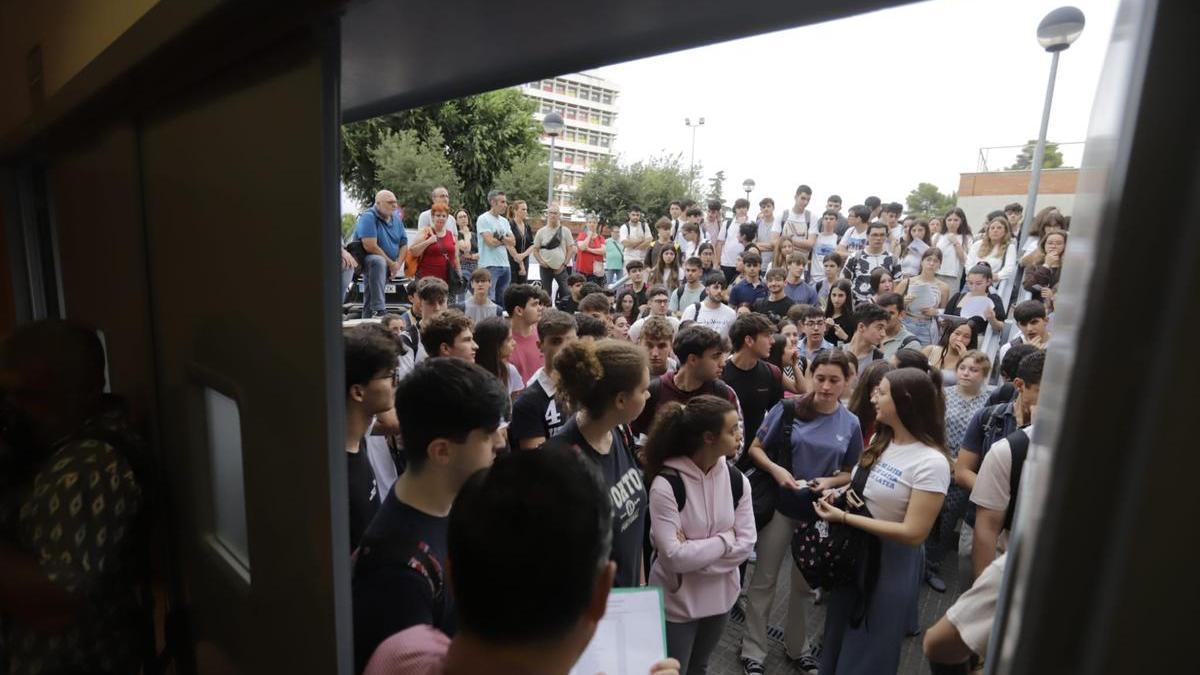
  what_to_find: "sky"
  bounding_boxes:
[587,0,1120,211]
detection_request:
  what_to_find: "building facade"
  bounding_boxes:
[521,73,620,220]
[956,168,1078,230]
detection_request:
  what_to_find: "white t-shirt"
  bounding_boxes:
[779,207,813,242]
[505,362,525,397]
[810,232,840,277]
[627,314,682,343]
[619,222,650,262]
[945,553,1006,656]
[755,215,784,266]
[681,301,737,337]
[858,441,951,523]
[839,227,868,255]
[717,219,748,267]
[935,233,966,278]
[970,426,1032,513]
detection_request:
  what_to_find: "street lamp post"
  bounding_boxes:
[542,111,564,213]
[742,178,755,206]
[1018,6,1085,252]
[685,117,705,194]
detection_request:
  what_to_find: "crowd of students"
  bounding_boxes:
[341,184,1069,674]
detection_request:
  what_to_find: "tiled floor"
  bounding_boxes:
[705,548,972,674]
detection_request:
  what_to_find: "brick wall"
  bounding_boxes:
[958,168,1078,196]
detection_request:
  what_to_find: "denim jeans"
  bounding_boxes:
[605,269,622,287]
[488,265,511,305]
[539,265,571,306]
[362,254,389,317]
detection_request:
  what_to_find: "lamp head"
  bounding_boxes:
[1037,6,1085,52]
[542,111,564,136]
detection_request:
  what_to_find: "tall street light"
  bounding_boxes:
[685,117,705,194]
[1018,6,1085,251]
[543,111,564,213]
[742,178,756,206]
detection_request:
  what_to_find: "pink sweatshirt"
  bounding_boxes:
[648,456,757,622]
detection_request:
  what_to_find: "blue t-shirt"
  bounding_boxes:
[353,208,408,260]
[729,279,768,308]
[476,212,513,268]
[756,402,863,518]
[784,280,819,305]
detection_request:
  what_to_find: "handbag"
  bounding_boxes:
[404,227,432,278]
[790,460,880,601]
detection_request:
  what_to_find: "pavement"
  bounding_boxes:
[705,545,973,675]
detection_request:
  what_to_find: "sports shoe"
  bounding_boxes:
[926,570,947,593]
[788,640,821,674]
[740,656,765,675]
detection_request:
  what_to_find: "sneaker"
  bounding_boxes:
[926,570,947,593]
[813,587,824,605]
[740,657,765,675]
[794,653,820,674]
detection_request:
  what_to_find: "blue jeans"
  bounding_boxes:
[488,265,511,305]
[605,269,622,286]
[362,254,389,317]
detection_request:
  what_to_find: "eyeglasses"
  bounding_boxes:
[803,321,825,328]
[374,370,401,387]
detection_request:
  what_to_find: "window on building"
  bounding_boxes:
[602,93,613,105]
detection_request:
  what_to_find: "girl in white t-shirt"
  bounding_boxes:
[966,217,1017,285]
[814,368,951,674]
[933,208,972,293]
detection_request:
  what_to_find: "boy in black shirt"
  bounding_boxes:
[352,358,509,672]
[721,313,784,458]
[510,309,578,450]
[343,325,400,552]
[751,267,796,325]
[557,273,587,314]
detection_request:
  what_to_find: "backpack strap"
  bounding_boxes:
[658,467,687,511]
[900,334,921,349]
[766,397,797,465]
[1003,429,1030,530]
[729,463,745,506]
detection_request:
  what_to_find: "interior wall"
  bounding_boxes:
[0,0,160,138]
[46,124,157,420]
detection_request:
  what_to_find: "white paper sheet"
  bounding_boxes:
[571,587,667,675]
[908,281,939,312]
[959,295,993,320]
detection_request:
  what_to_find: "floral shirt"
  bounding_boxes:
[944,386,989,457]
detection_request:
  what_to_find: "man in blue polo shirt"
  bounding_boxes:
[477,189,515,303]
[353,189,409,318]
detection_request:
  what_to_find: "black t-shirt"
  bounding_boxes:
[752,296,796,325]
[557,416,646,588]
[352,488,454,672]
[826,312,856,346]
[558,295,580,314]
[722,359,783,454]
[347,444,379,552]
[509,377,568,450]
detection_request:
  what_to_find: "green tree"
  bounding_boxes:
[706,170,726,205]
[905,182,958,219]
[575,154,694,225]
[493,151,549,217]
[1006,140,1065,170]
[341,88,541,216]
[340,213,357,240]
[371,129,461,228]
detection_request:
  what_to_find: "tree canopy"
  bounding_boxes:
[574,154,693,225]
[904,182,958,219]
[341,89,541,218]
[1007,140,1065,170]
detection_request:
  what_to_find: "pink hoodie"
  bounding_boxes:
[648,456,757,622]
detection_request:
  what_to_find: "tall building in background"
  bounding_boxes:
[521,73,620,221]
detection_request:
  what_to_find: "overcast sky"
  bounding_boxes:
[589,0,1119,211]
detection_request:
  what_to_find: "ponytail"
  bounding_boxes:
[643,395,735,482]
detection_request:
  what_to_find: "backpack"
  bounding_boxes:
[1003,428,1030,531]
[656,464,746,511]
[353,528,447,629]
[744,397,798,530]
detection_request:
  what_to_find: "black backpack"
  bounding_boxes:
[1003,428,1030,531]
[656,463,746,511]
[744,398,798,530]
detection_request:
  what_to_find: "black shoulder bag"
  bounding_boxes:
[791,460,881,626]
[744,398,798,531]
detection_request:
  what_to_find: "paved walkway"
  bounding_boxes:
[705,545,972,674]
